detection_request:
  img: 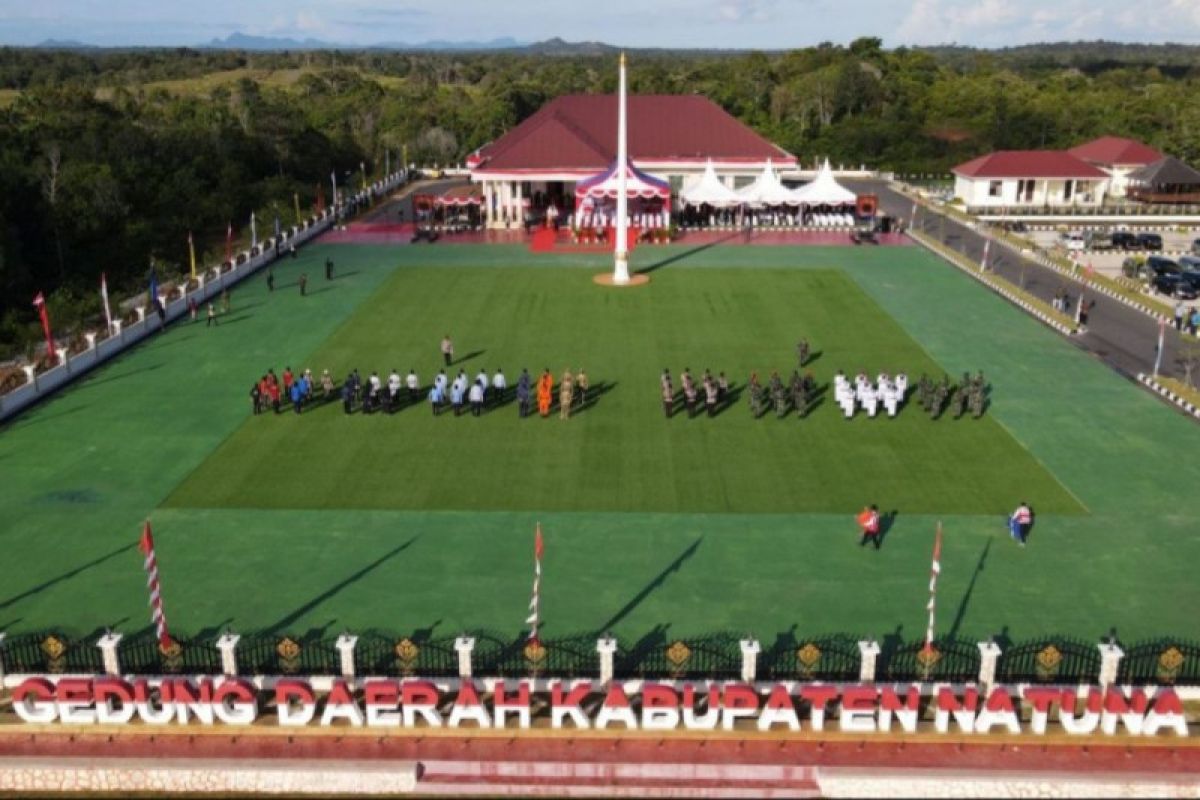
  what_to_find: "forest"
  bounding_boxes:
[2,39,1200,355]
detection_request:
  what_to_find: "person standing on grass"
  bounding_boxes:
[206,302,218,327]
[325,257,334,280]
[575,368,589,409]
[407,368,420,403]
[857,504,881,549]
[450,379,465,416]
[492,367,507,406]
[221,288,230,315]
[1190,308,1200,337]
[342,377,355,414]
[299,273,308,296]
[517,369,531,418]
[469,379,485,416]
[429,381,444,415]
[290,380,303,414]
[559,370,574,420]
[189,297,198,322]
[250,380,262,415]
[441,335,454,367]
[267,269,275,292]
[1009,502,1034,546]
[537,369,554,417]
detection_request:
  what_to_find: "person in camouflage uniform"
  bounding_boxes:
[769,371,787,417]
[952,376,969,419]
[970,378,986,418]
[931,375,949,418]
[797,338,811,369]
[917,373,932,411]
[749,372,765,418]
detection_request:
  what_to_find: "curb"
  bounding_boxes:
[1137,373,1200,419]
[908,232,1078,337]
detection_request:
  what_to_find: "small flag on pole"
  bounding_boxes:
[138,520,173,651]
[525,523,545,644]
[100,273,113,334]
[187,231,197,280]
[294,192,302,225]
[331,171,338,207]
[980,239,990,271]
[910,199,918,227]
[32,292,56,361]
[1085,261,1095,283]
[250,212,258,249]
[923,522,943,655]
[225,222,233,265]
[1154,317,1166,377]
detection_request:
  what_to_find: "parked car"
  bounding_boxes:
[1137,232,1164,251]
[1084,230,1113,250]
[1180,271,1200,292]
[1152,273,1199,299]
[1111,231,1139,250]
[1179,255,1200,271]
[1145,255,1181,277]
[1060,232,1086,252]
[1191,238,1200,256]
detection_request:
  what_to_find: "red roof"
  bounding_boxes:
[1068,136,1161,167]
[953,151,1108,180]
[472,95,794,173]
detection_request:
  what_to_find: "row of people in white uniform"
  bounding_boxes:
[834,370,909,419]
[570,211,670,230]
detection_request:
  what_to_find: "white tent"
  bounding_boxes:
[737,160,802,207]
[791,159,857,205]
[680,160,744,208]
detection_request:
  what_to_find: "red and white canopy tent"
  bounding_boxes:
[435,184,483,207]
[574,159,672,229]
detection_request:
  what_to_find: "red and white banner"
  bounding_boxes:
[139,521,172,651]
[923,523,943,655]
[31,292,56,362]
[525,523,544,644]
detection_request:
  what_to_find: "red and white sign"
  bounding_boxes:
[8,678,1190,738]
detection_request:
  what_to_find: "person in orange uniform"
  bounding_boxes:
[537,368,554,417]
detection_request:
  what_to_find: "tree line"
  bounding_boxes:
[2,39,1200,356]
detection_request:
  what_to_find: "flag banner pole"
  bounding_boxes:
[100,273,113,334]
[525,522,545,645]
[32,292,56,361]
[188,232,197,280]
[1154,318,1166,378]
[923,522,943,658]
[139,520,173,652]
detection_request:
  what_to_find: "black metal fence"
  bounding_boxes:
[3,629,1197,685]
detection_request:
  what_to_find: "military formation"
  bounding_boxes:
[833,370,909,418]
[662,367,732,417]
[916,371,988,419]
[747,370,819,419]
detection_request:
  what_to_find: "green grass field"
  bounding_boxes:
[1,240,1198,648]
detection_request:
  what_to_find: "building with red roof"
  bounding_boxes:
[468,94,794,227]
[1068,136,1162,197]
[953,150,1115,209]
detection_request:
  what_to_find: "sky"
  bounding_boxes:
[2,0,1199,48]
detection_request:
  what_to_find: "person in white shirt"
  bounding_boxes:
[406,369,420,402]
[468,380,485,416]
[435,370,448,392]
[492,368,507,405]
[475,369,489,402]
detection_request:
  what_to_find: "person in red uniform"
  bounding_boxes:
[857,504,881,549]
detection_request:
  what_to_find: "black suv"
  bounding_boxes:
[1153,273,1199,299]
[1111,231,1139,250]
[1145,255,1181,276]
[1137,232,1164,251]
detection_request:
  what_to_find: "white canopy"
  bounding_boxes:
[791,159,857,205]
[737,160,802,207]
[680,160,744,208]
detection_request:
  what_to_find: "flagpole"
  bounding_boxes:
[32,293,56,362]
[526,522,545,645]
[612,52,630,285]
[923,522,943,657]
[1154,318,1166,378]
[139,520,173,652]
[188,232,197,280]
[100,273,113,335]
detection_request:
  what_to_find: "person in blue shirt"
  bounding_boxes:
[342,378,355,414]
[450,381,465,416]
[290,381,303,414]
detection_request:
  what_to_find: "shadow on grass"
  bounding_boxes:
[635,233,742,275]
[451,350,486,366]
[0,543,138,611]
[595,537,703,634]
[948,539,991,640]
[262,536,421,633]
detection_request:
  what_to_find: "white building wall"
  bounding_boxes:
[955,176,1108,208]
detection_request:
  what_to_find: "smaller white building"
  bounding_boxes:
[1068,136,1162,199]
[952,151,1110,209]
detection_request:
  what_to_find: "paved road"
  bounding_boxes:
[359,177,468,225]
[851,180,1188,383]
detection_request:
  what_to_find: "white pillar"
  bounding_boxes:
[336,634,358,680]
[977,641,1002,690]
[135,307,146,322]
[1098,642,1124,689]
[858,640,881,682]
[597,636,618,686]
[514,182,524,229]
[217,633,240,677]
[455,636,476,679]
[21,364,36,387]
[111,319,123,337]
[739,639,761,684]
[97,633,123,676]
[85,332,97,350]
[56,348,68,367]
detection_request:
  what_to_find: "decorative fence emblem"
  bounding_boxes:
[666,640,692,676]
[796,642,822,678]
[1158,646,1185,684]
[276,637,301,674]
[1036,645,1063,681]
[394,638,419,675]
[41,635,66,673]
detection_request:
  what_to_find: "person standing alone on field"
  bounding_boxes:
[206,302,218,327]
[1009,502,1034,546]
[857,504,881,549]
[441,335,454,367]
[299,274,308,296]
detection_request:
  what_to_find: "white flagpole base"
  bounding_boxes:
[613,251,630,285]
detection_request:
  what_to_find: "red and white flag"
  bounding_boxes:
[100,273,113,333]
[139,520,173,651]
[224,222,233,265]
[923,522,943,654]
[32,292,56,361]
[525,523,545,644]
[1085,261,1095,283]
